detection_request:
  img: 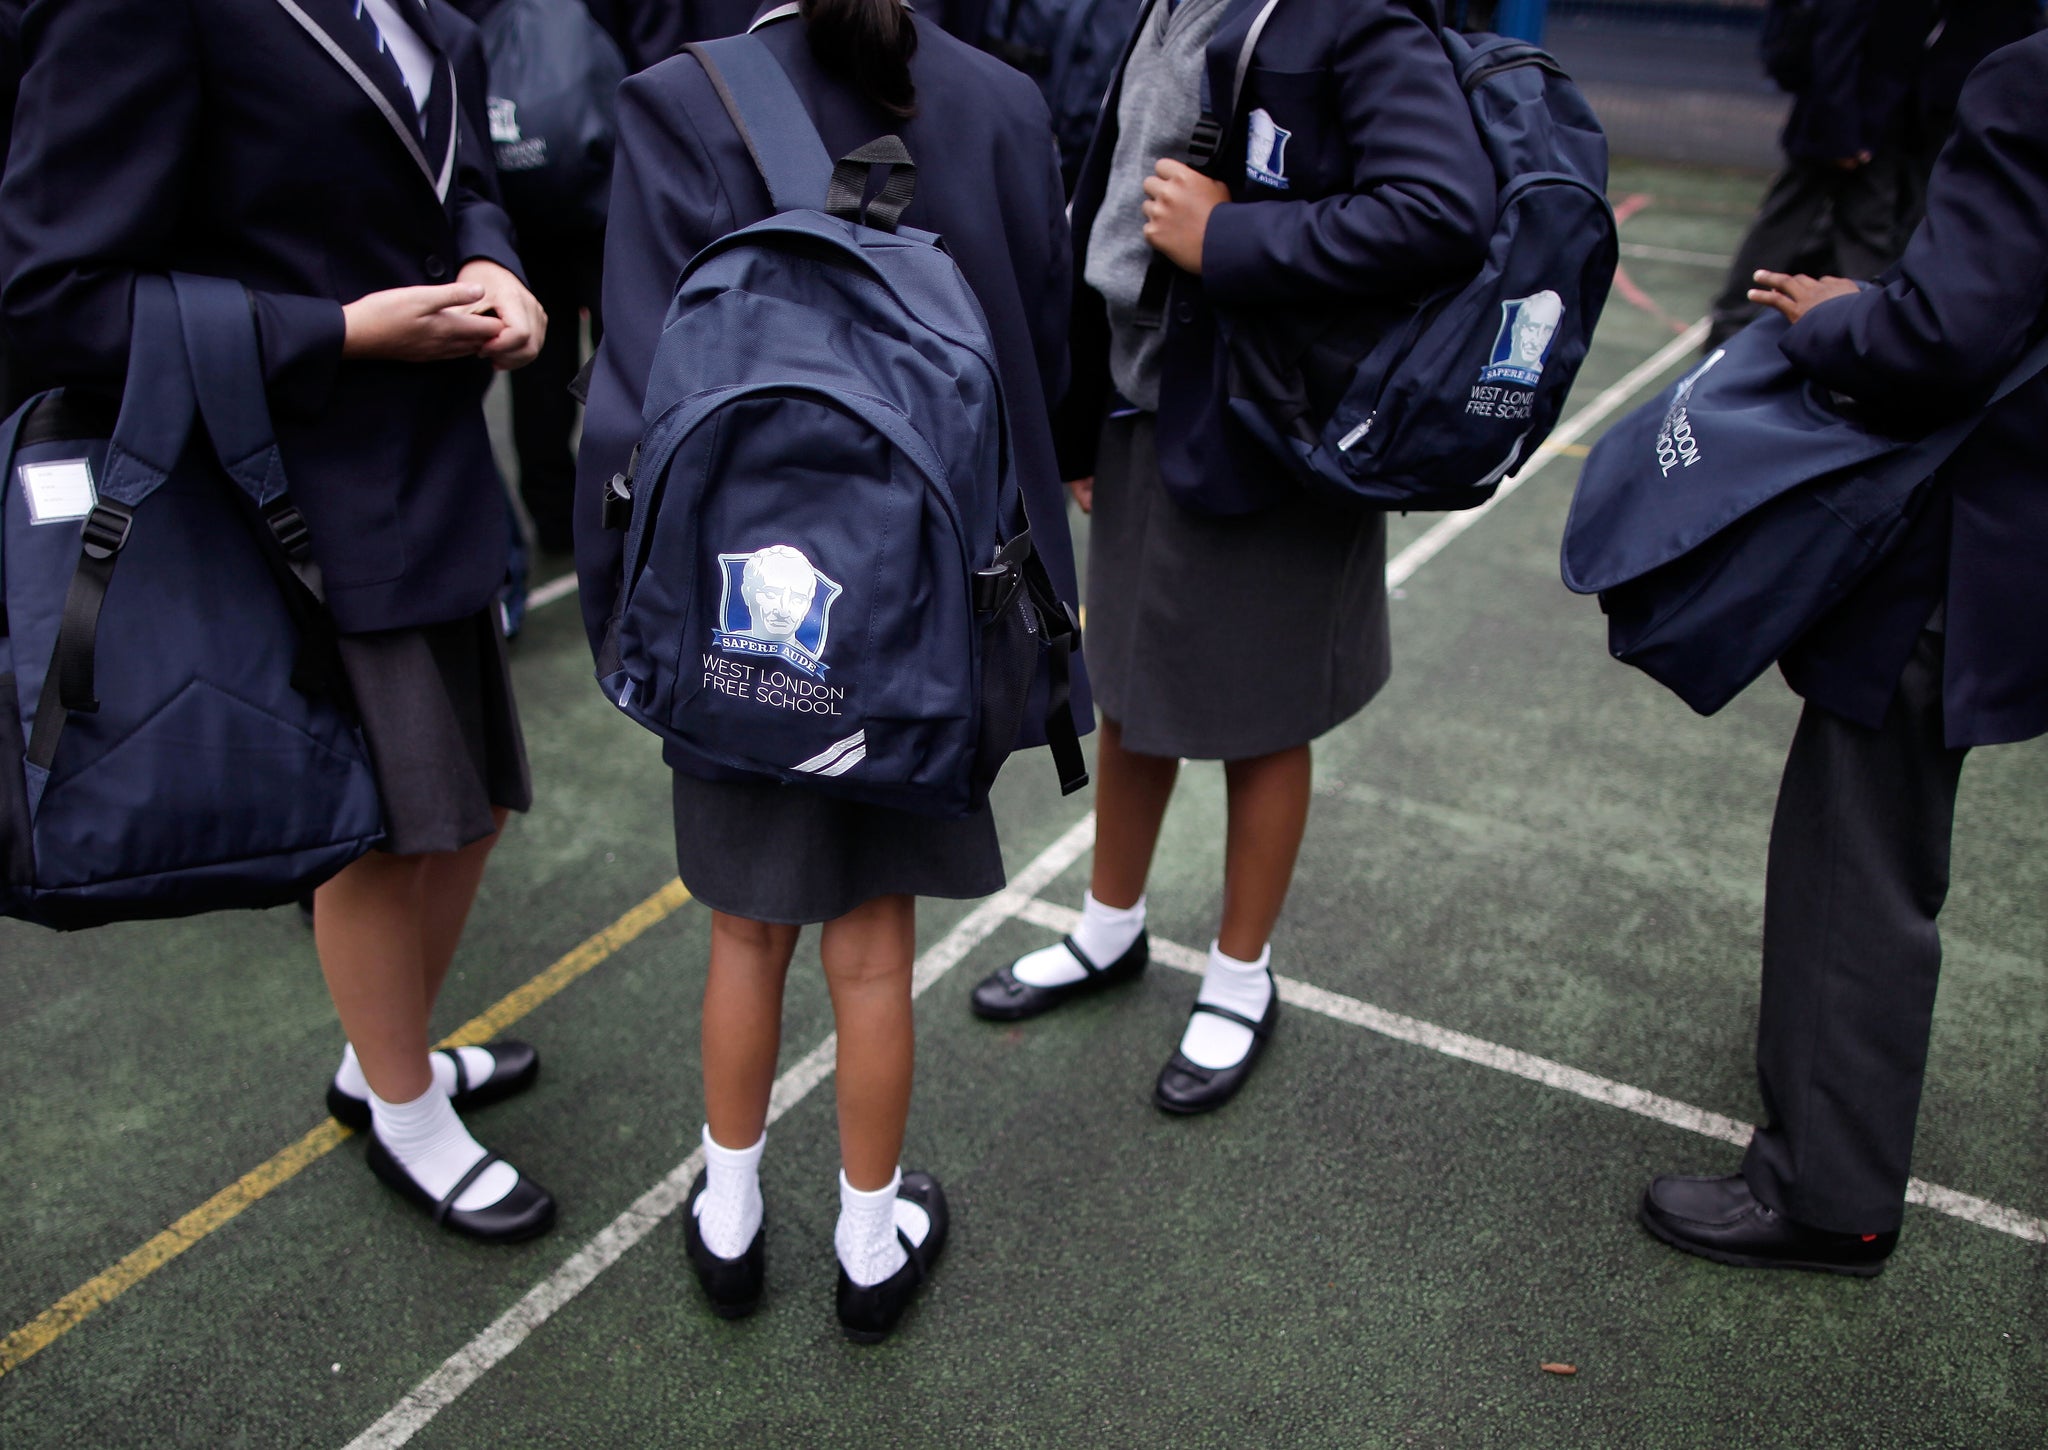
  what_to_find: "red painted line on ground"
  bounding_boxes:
[1609,193,1693,336]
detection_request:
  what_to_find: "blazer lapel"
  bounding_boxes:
[270,0,455,202]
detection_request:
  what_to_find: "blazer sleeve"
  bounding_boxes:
[572,65,735,658]
[1199,1,1495,310]
[440,3,528,281]
[0,0,345,411]
[1781,40,2048,419]
[1787,0,1875,162]
[1024,104,1073,413]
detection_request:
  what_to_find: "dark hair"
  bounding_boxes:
[801,0,918,120]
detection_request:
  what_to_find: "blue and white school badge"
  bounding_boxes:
[714,543,843,679]
[1245,108,1292,191]
[1479,291,1566,387]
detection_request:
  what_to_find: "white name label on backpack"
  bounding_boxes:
[20,459,97,525]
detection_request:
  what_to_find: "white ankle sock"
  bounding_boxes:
[1179,941,1273,1070]
[1014,892,1145,988]
[370,1087,519,1211]
[835,1169,932,1288]
[692,1125,765,1260]
[334,1044,498,1100]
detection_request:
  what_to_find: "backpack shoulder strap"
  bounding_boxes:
[26,276,196,770]
[169,272,332,602]
[684,30,833,215]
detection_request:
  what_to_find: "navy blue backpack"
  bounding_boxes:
[0,274,383,929]
[596,35,1086,818]
[1151,0,1616,512]
[1562,311,2048,716]
[978,0,1146,188]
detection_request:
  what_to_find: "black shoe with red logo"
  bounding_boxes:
[1640,1173,1898,1277]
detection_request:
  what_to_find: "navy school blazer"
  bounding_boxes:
[1778,0,1939,163]
[0,0,525,635]
[572,5,1091,733]
[1054,0,1497,497]
[1779,32,2048,748]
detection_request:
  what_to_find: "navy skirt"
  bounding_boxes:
[338,609,532,856]
[671,773,1005,925]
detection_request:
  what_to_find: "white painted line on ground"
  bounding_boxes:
[1620,241,1734,270]
[1011,898,2048,1246]
[344,814,1098,1450]
[1386,319,1710,589]
[526,572,580,611]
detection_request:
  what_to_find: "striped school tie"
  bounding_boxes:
[350,0,427,137]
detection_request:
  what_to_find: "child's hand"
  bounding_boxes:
[1747,270,1859,325]
[1142,159,1230,275]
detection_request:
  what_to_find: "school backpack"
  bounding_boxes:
[1151,0,1617,513]
[595,33,1087,818]
[1561,312,2048,716]
[480,0,628,238]
[0,275,384,929]
[977,0,1146,189]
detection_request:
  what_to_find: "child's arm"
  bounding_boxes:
[1198,0,1496,309]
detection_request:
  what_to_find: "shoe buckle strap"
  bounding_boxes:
[435,1150,503,1225]
[1188,1000,1269,1036]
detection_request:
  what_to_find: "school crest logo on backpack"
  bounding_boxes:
[1246,109,1291,190]
[714,543,843,678]
[1479,291,1566,386]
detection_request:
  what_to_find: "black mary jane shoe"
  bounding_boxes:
[1640,1173,1898,1277]
[836,1172,950,1345]
[969,933,1148,1022]
[1152,991,1279,1116]
[326,1041,542,1131]
[364,1134,557,1244]
[683,1170,766,1320]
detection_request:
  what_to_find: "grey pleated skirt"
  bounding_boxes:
[671,774,1006,925]
[1086,413,1392,760]
[338,609,533,856]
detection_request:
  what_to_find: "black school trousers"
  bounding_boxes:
[1740,628,1968,1234]
[1707,153,1911,350]
[509,226,604,555]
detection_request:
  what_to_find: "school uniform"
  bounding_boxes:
[1707,0,1942,348]
[1740,33,2048,1234]
[574,4,1082,923]
[1057,0,1495,761]
[1,0,535,854]
[0,0,21,416]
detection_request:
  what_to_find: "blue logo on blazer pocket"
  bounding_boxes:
[1246,108,1292,191]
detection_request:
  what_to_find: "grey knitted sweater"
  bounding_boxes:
[1082,0,1235,413]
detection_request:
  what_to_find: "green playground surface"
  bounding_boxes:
[3,159,2044,1449]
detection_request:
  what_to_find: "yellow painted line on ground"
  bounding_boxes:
[0,877,695,1380]
[1556,442,1591,458]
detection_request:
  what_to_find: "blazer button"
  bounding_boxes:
[424,255,449,280]
[1175,301,1196,325]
